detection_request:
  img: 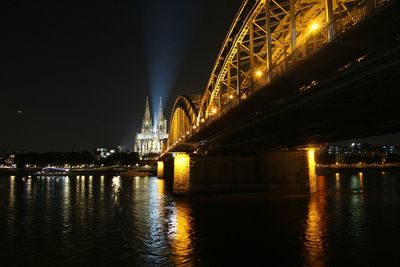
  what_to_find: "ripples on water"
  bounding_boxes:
[0,171,399,266]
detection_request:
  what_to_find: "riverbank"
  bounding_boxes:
[316,164,400,175]
[0,166,157,177]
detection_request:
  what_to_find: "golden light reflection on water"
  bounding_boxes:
[134,176,140,189]
[170,203,193,265]
[89,175,93,199]
[359,172,364,190]
[9,176,15,206]
[335,173,340,189]
[79,176,86,211]
[26,177,32,199]
[304,192,327,267]
[63,176,71,229]
[100,175,105,195]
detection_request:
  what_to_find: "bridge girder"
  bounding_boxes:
[197,0,380,122]
[165,0,393,154]
[168,95,201,147]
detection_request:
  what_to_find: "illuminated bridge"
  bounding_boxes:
[158,0,400,195]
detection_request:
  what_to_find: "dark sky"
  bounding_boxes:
[1,0,243,152]
[1,0,399,152]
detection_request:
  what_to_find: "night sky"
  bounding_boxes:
[1,0,399,152]
[1,0,243,152]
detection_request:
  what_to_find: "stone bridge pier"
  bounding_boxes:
[158,149,317,196]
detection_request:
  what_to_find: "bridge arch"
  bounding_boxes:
[168,95,201,147]
[198,0,374,121]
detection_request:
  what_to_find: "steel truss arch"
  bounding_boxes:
[168,95,201,147]
[198,0,381,122]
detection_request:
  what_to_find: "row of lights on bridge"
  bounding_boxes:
[171,67,264,147]
[169,22,321,150]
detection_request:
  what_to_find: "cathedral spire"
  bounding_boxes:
[135,96,168,156]
[144,97,151,122]
[157,97,167,134]
[142,97,152,133]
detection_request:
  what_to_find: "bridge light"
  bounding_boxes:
[193,125,197,129]
[201,118,205,123]
[255,69,263,78]
[229,95,234,99]
[308,148,317,193]
[310,23,319,32]
[211,108,218,115]
[186,131,190,135]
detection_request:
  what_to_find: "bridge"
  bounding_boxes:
[158,0,400,195]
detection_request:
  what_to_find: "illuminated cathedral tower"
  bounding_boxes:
[134,97,168,157]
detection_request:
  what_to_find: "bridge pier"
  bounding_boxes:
[161,149,317,196]
[157,161,164,178]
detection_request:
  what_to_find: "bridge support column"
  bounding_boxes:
[189,149,316,195]
[173,153,191,195]
[256,149,317,194]
[164,149,317,196]
[157,161,164,179]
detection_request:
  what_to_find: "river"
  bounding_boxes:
[0,171,399,266]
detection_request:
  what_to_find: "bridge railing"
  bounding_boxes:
[201,0,391,128]
[168,0,393,152]
[254,0,390,94]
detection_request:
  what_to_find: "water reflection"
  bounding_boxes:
[147,178,166,261]
[169,202,193,266]
[335,172,340,189]
[359,172,364,190]
[0,172,399,266]
[63,176,71,233]
[304,187,327,267]
[89,175,93,199]
[9,176,15,206]
[112,176,121,205]
[25,177,32,199]
[348,176,366,262]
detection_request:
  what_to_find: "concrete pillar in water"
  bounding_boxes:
[165,149,317,196]
[157,161,164,179]
[257,149,312,194]
[307,148,317,193]
[173,153,191,195]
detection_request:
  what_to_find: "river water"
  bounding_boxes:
[0,171,399,266]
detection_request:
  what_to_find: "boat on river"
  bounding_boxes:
[34,167,70,176]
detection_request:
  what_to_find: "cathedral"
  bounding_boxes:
[134,97,168,157]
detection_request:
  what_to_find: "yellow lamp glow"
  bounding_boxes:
[255,69,263,78]
[310,23,319,31]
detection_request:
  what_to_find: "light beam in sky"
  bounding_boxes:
[139,0,203,117]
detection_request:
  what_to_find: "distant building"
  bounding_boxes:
[134,97,168,157]
[95,146,126,159]
[320,142,400,164]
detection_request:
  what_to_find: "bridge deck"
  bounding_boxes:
[170,0,400,154]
